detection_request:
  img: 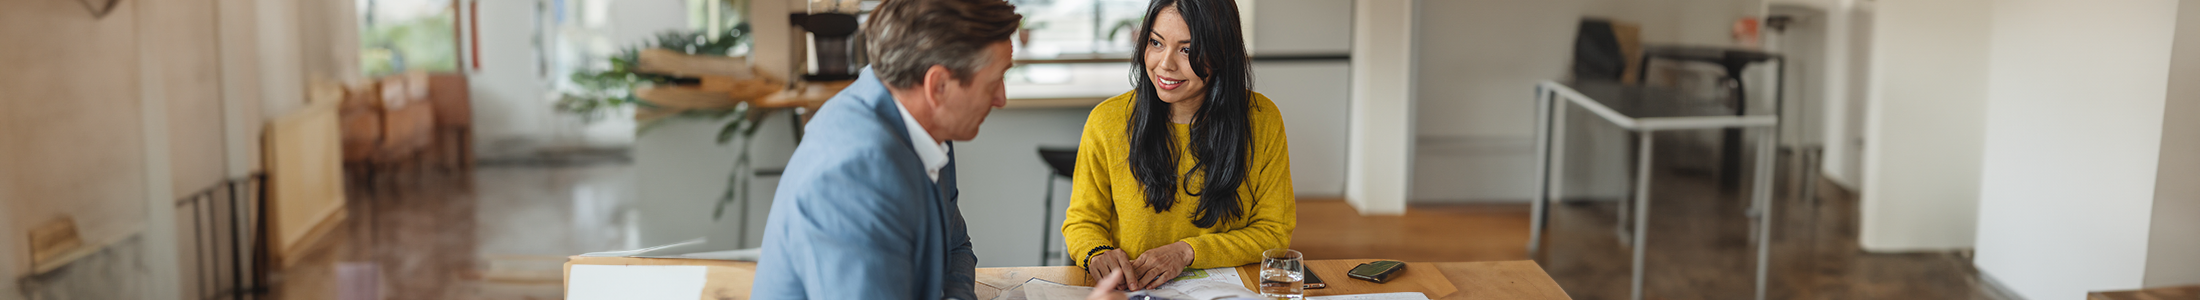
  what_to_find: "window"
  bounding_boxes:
[358,0,460,77]
[1010,0,1150,60]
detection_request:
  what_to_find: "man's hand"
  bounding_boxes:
[1086,270,1129,300]
[1086,249,1136,291]
[1126,241,1195,290]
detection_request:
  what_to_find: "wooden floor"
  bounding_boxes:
[265,151,2007,299]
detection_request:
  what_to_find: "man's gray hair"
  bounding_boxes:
[863,0,1023,89]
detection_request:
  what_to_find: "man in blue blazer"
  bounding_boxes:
[750,0,1020,299]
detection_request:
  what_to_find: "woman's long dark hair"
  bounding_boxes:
[1126,0,1254,229]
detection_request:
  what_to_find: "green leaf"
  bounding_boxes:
[716,118,745,144]
[713,166,740,220]
[743,110,775,136]
[636,118,669,135]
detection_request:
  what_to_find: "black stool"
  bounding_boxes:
[1036,147,1078,266]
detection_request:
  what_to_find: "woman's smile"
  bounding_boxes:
[1155,74,1186,90]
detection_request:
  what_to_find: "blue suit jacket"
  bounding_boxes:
[752,68,978,300]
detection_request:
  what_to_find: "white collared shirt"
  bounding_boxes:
[893,100,952,183]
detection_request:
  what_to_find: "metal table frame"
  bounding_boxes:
[1526,81,1781,300]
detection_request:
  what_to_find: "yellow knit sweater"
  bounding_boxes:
[1063,91,1296,270]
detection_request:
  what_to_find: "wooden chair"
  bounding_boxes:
[339,80,383,187]
[424,73,473,173]
[370,72,438,185]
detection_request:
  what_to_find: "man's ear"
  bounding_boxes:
[923,65,954,106]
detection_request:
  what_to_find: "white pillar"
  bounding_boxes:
[2146,0,2200,288]
[1971,0,2180,298]
[218,0,265,179]
[1345,0,1415,215]
[1855,0,1993,252]
[136,0,183,297]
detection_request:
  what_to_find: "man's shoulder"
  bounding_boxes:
[802,85,906,152]
[779,88,924,194]
[783,121,914,184]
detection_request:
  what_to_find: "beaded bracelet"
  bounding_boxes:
[1080,246,1118,270]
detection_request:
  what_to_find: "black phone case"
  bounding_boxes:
[1348,261,1406,283]
[1304,268,1326,289]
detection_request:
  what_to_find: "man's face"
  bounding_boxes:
[929,41,1015,141]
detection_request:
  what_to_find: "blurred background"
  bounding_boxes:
[1,0,2197,299]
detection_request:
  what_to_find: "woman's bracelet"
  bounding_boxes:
[1081,246,1118,270]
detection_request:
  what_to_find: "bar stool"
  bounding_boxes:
[1036,146,1078,266]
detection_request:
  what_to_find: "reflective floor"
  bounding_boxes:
[269,158,641,300]
[266,149,2007,299]
[1535,135,2010,300]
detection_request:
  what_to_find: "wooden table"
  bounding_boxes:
[565,257,1569,300]
[976,259,1570,300]
[2089,284,2200,300]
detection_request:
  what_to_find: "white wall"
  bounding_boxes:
[1829,0,1872,189]
[1768,4,1826,150]
[1971,0,2179,298]
[1582,0,1761,47]
[1408,0,1763,202]
[1250,0,1351,56]
[0,0,268,297]
[1408,0,1582,202]
[635,116,799,250]
[1250,0,1353,197]
[139,0,238,297]
[254,0,307,121]
[608,0,693,47]
[1,0,155,281]
[1855,0,1992,252]
[1347,0,1417,214]
[219,0,267,177]
[465,0,675,158]
[465,0,557,157]
[2147,0,2200,287]
[954,108,1093,267]
[1253,62,1352,197]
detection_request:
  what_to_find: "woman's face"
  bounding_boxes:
[1143,6,1204,105]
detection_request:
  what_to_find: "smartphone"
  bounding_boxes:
[1303,268,1326,289]
[1347,260,1407,283]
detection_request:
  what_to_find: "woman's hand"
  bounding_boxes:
[1086,249,1136,291]
[1127,241,1195,290]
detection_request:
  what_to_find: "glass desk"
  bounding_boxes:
[1528,80,1780,300]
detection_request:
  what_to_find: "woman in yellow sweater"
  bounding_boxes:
[1062,0,1295,291]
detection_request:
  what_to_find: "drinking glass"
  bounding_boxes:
[1259,249,1305,299]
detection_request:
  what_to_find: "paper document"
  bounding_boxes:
[1021,278,1096,300]
[1131,267,1263,300]
[670,248,763,260]
[565,264,708,300]
[577,237,711,258]
[1308,292,1431,300]
[992,267,1263,300]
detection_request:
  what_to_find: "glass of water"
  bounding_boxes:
[1259,249,1305,299]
